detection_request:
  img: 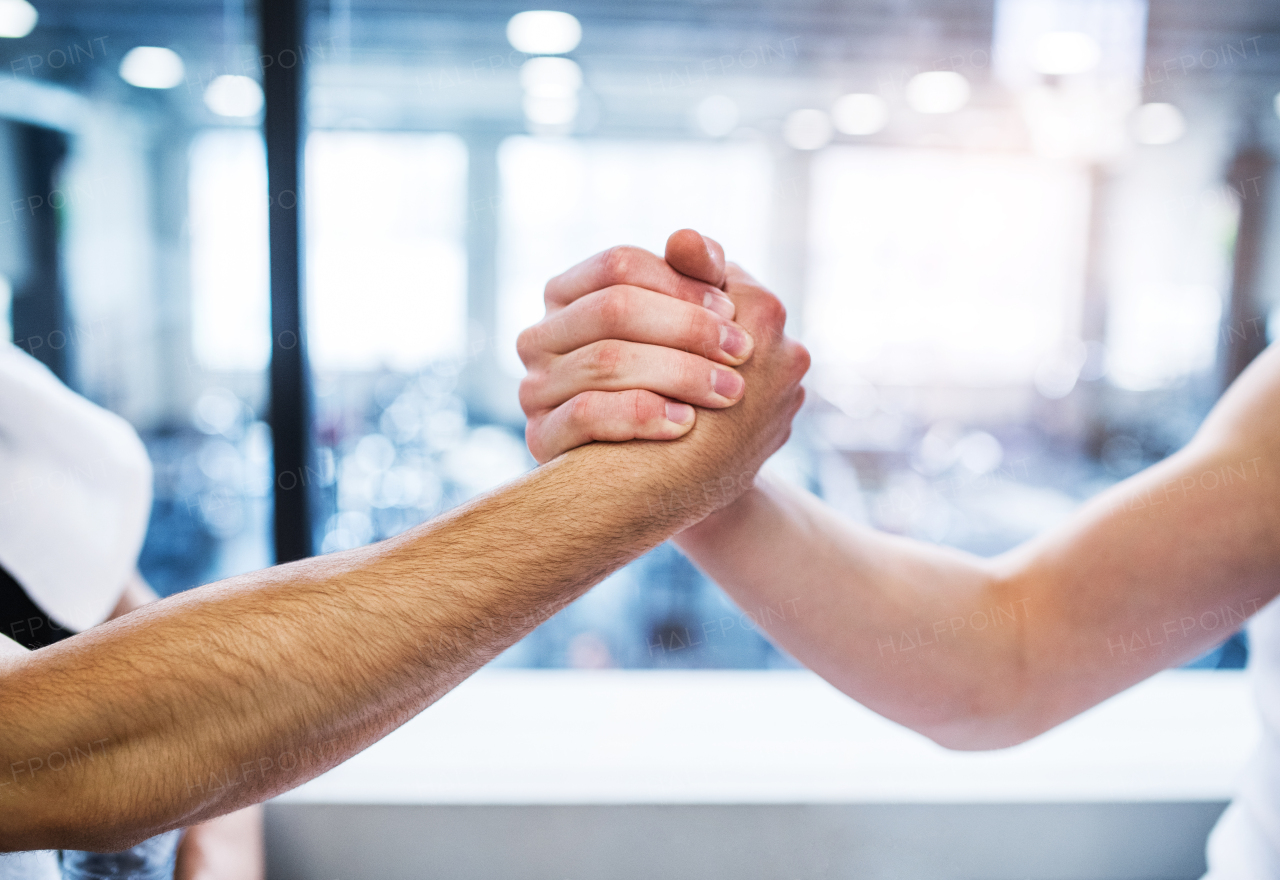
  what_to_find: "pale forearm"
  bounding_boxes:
[676,472,1015,743]
[0,441,716,852]
[680,421,1280,750]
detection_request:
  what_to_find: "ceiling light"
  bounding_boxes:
[1274,90,1280,121]
[831,93,888,135]
[519,56,581,98]
[1032,31,1102,75]
[1131,102,1185,145]
[0,0,37,38]
[783,109,833,150]
[905,71,970,114]
[991,0,1146,90]
[204,75,263,117]
[695,95,739,137]
[119,46,185,89]
[524,93,578,127]
[507,10,581,55]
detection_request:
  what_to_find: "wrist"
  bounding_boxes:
[554,425,761,532]
[674,477,764,549]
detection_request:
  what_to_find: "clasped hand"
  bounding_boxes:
[518,228,809,504]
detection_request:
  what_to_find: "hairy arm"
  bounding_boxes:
[108,574,264,880]
[0,263,803,854]
[677,345,1280,749]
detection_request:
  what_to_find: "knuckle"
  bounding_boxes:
[524,416,550,462]
[515,325,542,365]
[583,340,626,381]
[625,389,663,425]
[677,359,704,395]
[628,389,646,425]
[791,342,812,378]
[599,246,640,287]
[566,392,598,428]
[759,294,787,329]
[593,288,631,332]
[517,374,543,415]
[689,309,721,354]
[673,273,701,304]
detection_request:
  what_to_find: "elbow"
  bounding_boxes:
[54,825,164,856]
[910,671,1056,751]
[917,566,1049,752]
[907,648,1051,751]
[917,715,1052,752]
[0,799,175,855]
[1,826,166,857]
[861,677,1052,750]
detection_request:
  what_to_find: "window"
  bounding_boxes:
[306,132,482,558]
[189,129,271,373]
[1104,177,1235,391]
[307,132,468,371]
[806,146,1091,387]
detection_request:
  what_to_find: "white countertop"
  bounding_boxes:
[275,668,1258,806]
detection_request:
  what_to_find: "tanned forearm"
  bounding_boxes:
[106,573,265,880]
[0,439,729,853]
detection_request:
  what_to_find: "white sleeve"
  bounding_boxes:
[0,343,153,632]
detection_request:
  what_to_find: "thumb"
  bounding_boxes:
[665,228,727,289]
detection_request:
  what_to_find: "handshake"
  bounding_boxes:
[516,228,811,502]
[5,223,1272,870]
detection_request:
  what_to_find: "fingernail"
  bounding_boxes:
[666,402,695,425]
[719,323,752,359]
[703,290,735,320]
[712,368,744,400]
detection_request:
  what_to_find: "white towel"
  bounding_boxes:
[0,343,152,632]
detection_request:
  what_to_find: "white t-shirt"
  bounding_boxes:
[0,343,152,633]
[1205,597,1280,876]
